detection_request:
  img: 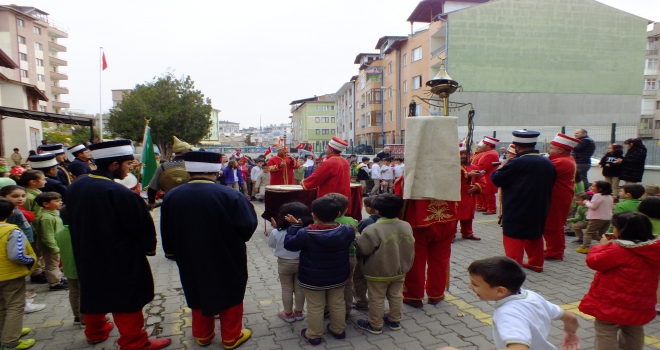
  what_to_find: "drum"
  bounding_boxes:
[115,173,139,191]
[262,185,317,221]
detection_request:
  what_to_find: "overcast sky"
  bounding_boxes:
[30,0,659,129]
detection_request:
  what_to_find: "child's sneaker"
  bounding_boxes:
[49,281,68,291]
[24,302,45,314]
[326,324,346,339]
[277,309,295,323]
[20,328,30,337]
[3,339,36,349]
[383,314,401,331]
[356,319,382,335]
[576,247,590,254]
[572,239,583,244]
[293,310,305,321]
[300,329,322,346]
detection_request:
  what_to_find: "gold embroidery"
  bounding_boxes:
[423,200,453,222]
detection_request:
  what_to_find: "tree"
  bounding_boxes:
[106,72,213,159]
[43,125,95,146]
[244,134,254,146]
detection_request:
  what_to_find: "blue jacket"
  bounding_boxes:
[284,224,355,290]
[222,167,244,185]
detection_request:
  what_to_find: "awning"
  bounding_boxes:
[0,106,93,126]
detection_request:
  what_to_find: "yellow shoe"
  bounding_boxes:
[222,329,252,349]
[195,333,215,347]
[576,247,590,254]
[20,328,30,337]
[9,339,36,349]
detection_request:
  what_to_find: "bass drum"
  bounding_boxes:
[115,173,139,191]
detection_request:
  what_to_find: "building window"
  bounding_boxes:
[412,75,422,89]
[647,58,659,70]
[18,36,26,44]
[657,101,660,109]
[656,120,660,129]
[33,27,41,35]
[331,105,334,110]
[403,80,408,93]
[20,70,28,78]
[36,58,43,66]
[388,62,392,74]
[322,105,328,111]
[322,129,329,134]
[403,54,407,66]
[322,117,329,123]
[403,107,407,118]
[17,19,24,27]
[37,74,45,82]
[316,129,320,134]
[19,53,27,61]
[35,42,43,51]
[39,105,46,112]
[389,111,393,122]
[315,117,320,122]
[315,106,319,111]
[331,117,335,123]
[412,47,422,62]
[331,129,335,135]
[644,79,657,90]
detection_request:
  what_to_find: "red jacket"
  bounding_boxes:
[301,154,351,210]
[394,175,457,228]
[544,153,576,231]
[457,164,478,221]
[471,148,499,195]
[578,237,660,326]
[267,155,300,185]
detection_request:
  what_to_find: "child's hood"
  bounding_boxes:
[613,236,660,265]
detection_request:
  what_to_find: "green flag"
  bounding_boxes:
[141,126,157,189]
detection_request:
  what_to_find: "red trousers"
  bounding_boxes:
[85,311,148,350]
[458,220,473,237]
[475,195,484,209]
[502,235,544,270]
[483,194,496,212]
[192,303,243,346]
[543,228,565,260]
[404,223,454,300]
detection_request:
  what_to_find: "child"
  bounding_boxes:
[568,192,590,244]
[614,184,645,213]
[439,256,580,350]
[357,196,379,234]
[250,160,264,199]
[54,205,82,325]
[266,202,312,323]
[0,198,38,350]
[283,195,355,346]
[578,212,660,350]
[393,158,404,180]
[577,181,614,254]
[370,157,381,196]
[353,196,379,311]
[355,194,414,335]
[643,184,660,199]
[17,170,46,284]
[33,192,67,290]
[303,154,316,179]
[638,196,660,235]
[356,157,371,195]
[565,171,584,236]
[379,158,394,194]
[327,193,359,315]
[222,160,244,191]
[253,163,270,202]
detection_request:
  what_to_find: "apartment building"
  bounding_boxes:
[289,94,336,152]
[642,23,660,139]
[332,81,355,147]
[352,0,648,148]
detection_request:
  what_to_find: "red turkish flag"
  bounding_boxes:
[102,52,108,70]
[307,143,313,151]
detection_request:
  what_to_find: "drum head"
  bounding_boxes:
[265,185,304,192]
[350,183,362,188]
[115,173,138,189]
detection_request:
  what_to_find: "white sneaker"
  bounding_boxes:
[24,302,46,313]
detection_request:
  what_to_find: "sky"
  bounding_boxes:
[29,0,660,129]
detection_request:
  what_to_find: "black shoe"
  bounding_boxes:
[383,315,401,331]
[50,282,68,290]
[564,231,576,237]
[30,274,47,284]
[356,319,382,335]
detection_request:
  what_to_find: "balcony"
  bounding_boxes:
[51,86,69,94]
[48,41,67,52]
[49,71,68,80]
[639,128,654,139]
[648,49,658,56]
[48,56,67,66]
[51,101,70,109]
[431,44,446,58]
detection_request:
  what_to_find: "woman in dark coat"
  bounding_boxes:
[615,138,647,183]
[599,143,623,198]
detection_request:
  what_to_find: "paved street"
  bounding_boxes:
[20,201,660,349]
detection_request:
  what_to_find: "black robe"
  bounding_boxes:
[161,179,258,315]
[42,176,67,202]
[68,158,91,177]
[56,166,72,185]
[491,150,556,240]
[67,170,156,314]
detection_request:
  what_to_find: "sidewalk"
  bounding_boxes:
[19,203,660,349]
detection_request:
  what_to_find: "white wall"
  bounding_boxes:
[0,83,42,159]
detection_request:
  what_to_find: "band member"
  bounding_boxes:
[266,144,299,185]
[39,143,73,185]
[147,136,191,208]
[161,151,257,349]
[542,133,579,261]
[27,153,67,201]
[491,130,556,272]
[67,139,171,350]
[457,142,481,240]
[300,137,351,207]
[471,136,500,215]
[67,144,92,177]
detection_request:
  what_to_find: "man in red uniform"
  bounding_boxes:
[266,144,299,185]
[543,133,579,261]
[470,143,486,212]
[393,175,457,308]
[457,142,481,241]
[301,137,351,205]
[471,136,500,215]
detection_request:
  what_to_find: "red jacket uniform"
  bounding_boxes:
[457,164,478,221]
[471,148,499,195]
[266,155,299,185]
[393,175,458,227]
[544,153,576,231]
[579,237,660,326]
[301,154,351,204]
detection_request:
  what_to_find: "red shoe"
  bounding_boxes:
[142,338,172,350]
[86,322,115,344]
[427,295,445,305]
[522,263,543,273]
[476,208,486,212]
[402,299,423,308]
[483,211,497,215]
[544,254,563,261]
[462,234,481,241]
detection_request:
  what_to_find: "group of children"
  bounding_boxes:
[354,156,404,196]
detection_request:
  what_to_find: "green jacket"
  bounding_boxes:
[25,188,42,219]
[34,210,63,253]
[294,167,305,181]
[571,181,585,208]
[607,198,641,233]
[335,215,359,257]
[648,217,660,235]
[55,225,77,279]
[566,205,587,223]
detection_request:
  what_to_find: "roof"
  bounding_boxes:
[406,0,488,23]
[0,48,18,69]
[375,36,408,50]
[0,106,93,126]
[289,96,318,106]
[0,72,48,101]
[354,53,380,64]
[384,39,408,54]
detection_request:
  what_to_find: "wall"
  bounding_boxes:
[0,83,41,156]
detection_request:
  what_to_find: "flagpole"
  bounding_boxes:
[99,47,103,142]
